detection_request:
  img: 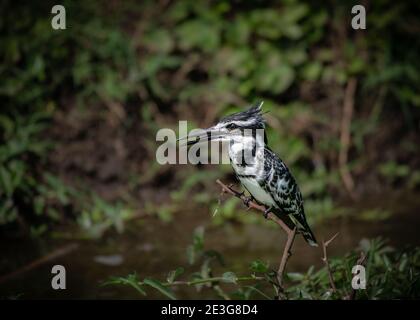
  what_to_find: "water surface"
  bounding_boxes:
[1,193,419,299]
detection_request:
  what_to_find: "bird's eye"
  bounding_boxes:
[226,123,238,130]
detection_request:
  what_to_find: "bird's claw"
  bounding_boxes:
[263,207,271,219]
[242,195,252,208]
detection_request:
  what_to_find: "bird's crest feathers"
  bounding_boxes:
[219,101,266,129]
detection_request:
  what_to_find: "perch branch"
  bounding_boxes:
[216,180,292,234]
[321,232,339,294]
[277,226,297,292]
[216,179,296,299]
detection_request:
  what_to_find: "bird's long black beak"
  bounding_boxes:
[177,127,225,146]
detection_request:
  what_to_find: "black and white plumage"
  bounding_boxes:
[181,102,317,246]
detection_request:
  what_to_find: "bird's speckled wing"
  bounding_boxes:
[260,147,303,215]
[260,147,318,246]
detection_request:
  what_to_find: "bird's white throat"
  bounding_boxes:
[228,135,265,177]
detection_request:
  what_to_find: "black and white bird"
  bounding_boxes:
[181,102,317,246]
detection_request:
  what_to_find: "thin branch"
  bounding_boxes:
[216,179,296,299]
[167,276,264,287]
[321,232,339,294]
[216,179,292,235]
[277,227,296,298]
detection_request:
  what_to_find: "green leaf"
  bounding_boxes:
[399,254,408,272]
[303,61,322,81]
[103,274,146,296]
[143,278,177,300]
[250,260,269,273]
[193,226,205,250]
[186,245,195,265]
[186,226,205,264]
[222,272,237,284]
[254,59,295,94]
[287,272,305,281]
[176,20,220,52]
[167,267,185,284]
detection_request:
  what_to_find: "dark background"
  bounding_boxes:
[0,0,419,299]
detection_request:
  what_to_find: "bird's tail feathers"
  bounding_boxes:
[290,215,318,247]
[300,228,318,247]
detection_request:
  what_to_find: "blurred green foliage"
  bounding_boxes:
[0,112,51,225]
[286,238,420,299]
[1,1,138,233]
[106,227,420,299]
[1,0,419,232]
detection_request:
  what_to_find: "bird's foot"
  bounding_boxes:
[242,196,253,208]
[263,207,272,219]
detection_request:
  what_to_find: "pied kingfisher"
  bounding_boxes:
[181,102,317,246]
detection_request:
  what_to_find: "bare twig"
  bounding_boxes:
[339,78,357,200]
[216,179,296,299]
[321,232,339,294]
[277,227,297,293]
[0,243,79,284]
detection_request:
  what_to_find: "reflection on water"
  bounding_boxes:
[1,193,419,299]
